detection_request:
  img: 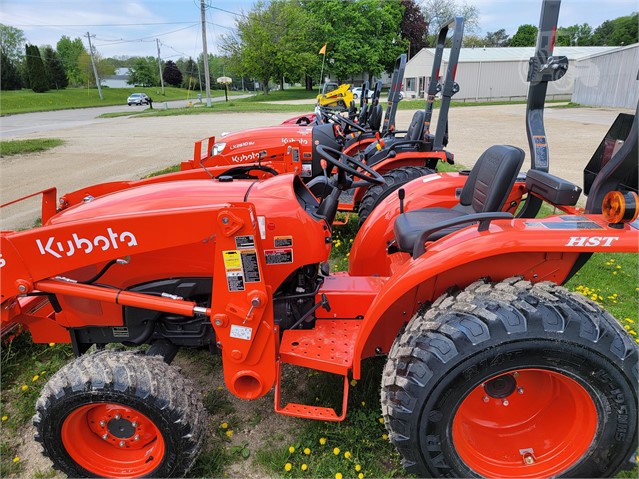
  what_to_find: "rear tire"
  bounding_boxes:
[381,278,638,478]
[357,166,435,227]
[34,350,205,478]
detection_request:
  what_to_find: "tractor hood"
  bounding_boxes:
[49,179,254,226]
[203,125,315,168]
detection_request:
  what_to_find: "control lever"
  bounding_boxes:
[289,294,330,330]
[398,188,405,214]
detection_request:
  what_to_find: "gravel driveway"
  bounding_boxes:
[0,103,627,230]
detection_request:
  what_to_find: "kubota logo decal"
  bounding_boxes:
[36,228,138,258]
[231,152,260,163]
[282,137,308,145]
[0,253,5,268]
[565,236,619,247]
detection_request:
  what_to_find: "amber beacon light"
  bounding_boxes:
[602,190,639,225]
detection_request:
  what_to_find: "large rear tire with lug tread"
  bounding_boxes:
[34,350,205,478]
[357,166,435,228]
[381,278,638,478]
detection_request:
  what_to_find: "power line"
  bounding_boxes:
[9,21,199,27]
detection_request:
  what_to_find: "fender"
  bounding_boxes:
[351,214,638,378]
[349,172,526,276]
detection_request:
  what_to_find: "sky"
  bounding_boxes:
[1,0,637,60]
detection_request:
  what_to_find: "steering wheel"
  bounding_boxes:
[315,145,384,185]
[327,111,367,134]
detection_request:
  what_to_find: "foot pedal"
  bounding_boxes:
[274,361,349,421]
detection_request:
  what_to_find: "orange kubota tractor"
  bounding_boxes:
[1,1,637,477]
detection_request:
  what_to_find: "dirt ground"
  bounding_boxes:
[0,102,630,477]
[0,103,627,230]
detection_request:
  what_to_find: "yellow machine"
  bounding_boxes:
[316,82,353,109]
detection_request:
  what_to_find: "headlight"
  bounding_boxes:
[212,142,226,156]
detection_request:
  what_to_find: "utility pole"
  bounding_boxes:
[156,39,165,95]
[200,0,212,107]
[86,32,103,100]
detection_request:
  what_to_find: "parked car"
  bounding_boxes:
[352,87,373,100]
[127,93,151,106]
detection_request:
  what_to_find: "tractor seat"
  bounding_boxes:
[394,145,525,252]
[367,104,383,131]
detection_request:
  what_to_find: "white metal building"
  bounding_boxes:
[403,46,617,101]
[571,43,639,109]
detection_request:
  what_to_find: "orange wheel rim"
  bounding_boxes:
[62,402,165,478]
[452,369,597,478]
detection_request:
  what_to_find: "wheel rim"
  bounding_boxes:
[62,402,165,478]
[452,369,597,478]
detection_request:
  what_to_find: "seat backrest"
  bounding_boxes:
[367,104,383,131]
[357,103,369,126]
[458,145,525,213]
[406,110,425,141]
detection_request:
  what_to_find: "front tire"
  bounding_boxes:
[34,350,205,478]
[381,278,638,478]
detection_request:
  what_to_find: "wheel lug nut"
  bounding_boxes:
[523,454,535,465]
[102,433,109,440]
[131,421,138,427]
[119,440,126,447]
[99,420,106,427]
[134,435,140,441]
[483,396,489,403]
[502,399,509,406]
[114,414,121,420]
[518,387,524,394]
[513,372,519,378]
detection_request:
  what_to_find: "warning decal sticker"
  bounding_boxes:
[241,250,261,283]
[274,236,293,248]
[235,235,255,249]
[265,248,293,265]
[223,250,245,291]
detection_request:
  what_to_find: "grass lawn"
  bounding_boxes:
[0,138,63,157]
[0,86,238,115]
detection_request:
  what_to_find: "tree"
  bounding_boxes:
[422,0,480,40]
[56,36,87,86]
[1,50,22,90]
[509,24,538,47]
[162,59,183,87]
[25,44,49,92]
[0,24,26,63]
[462,34,486,48]
[400,0,427,58]
[43,46,68,89]
[127,57,158,87]
[178,57,200,90]
[592,13,638,46]
[556,23,593,46]
[484,29,509,47]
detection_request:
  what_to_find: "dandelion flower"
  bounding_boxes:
[225,430,233,437]
[319,437,327,445]
[20,385,28,392]
[285,463,292,471]
[350,379,358,387]
[333,447,341,455]
[335,473,343,479]
[1,415,8,421]
[344,451,352,459]
[221,422,228,429]
[355,464,362,472]
[12,456,20,463]
[301,464,308,471]
[361,401,366,407]
[289,446,295,453]
[32,375,39,382]
[304,447,311,455]
[382,433,388,440]
[378,417,384,424]
[48,343,55,347]
[358,473,364,479]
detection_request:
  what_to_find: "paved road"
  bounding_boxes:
[0,96,252,138]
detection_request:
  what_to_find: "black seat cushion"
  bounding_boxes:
[406,110,425,141]
[367,104,383,131]
[393,145,525,252]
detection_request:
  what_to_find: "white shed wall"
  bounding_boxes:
[572,44,639,109]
